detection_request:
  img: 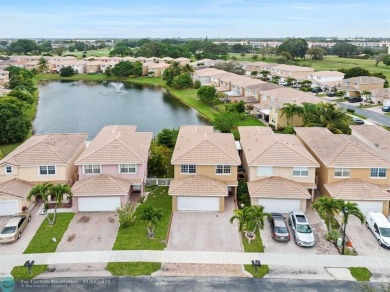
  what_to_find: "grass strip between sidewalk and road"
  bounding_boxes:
[349,267,372,282]
[107,262,161,276]
[244,265,270,278]
[11,265,48,280]
[24,213,75,254]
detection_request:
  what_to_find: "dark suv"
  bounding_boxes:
[268,213,290,242]
[348,97,363,103]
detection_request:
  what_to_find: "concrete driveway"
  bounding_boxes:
[167,196,242,252]
[345,216,390,257]
[0,203,45,255]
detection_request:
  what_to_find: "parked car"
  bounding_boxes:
[348,97,363,103]
[292,84,301,89]
[0,212,31,243]
[288,211,315,247]
[352,117,365,125]
[278,81,288,86]
[366,212,390,248]
[311,87,323,93]
[327,92,336,97]
[382,106,390,112]
[269,213,290,242]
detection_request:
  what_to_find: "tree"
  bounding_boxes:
[230,207,252,233]
[197,86,217,104]
[374,53,387,66]
[27,182,54,224]
[0,150,3,159]
[48,184,73,224]
[343,67,370,79]
[157,128,179,148]
[214,61,245,75]
[226,101,246,113]
[140,206,163,238]
[312,197,341,232]
[59,66,76,77]
[250,205,269,234]
[53,47,65,56]
[0,101,31,144]
[37,57,49,73]
[8,39,39,55]
[277,38,308,59]
[213,111,240,133]
[383,54,390,66]
[117,203,137,229]
[111,61,142,78]
[307,47,326,60]
[162,61,184,86]
[251,54,259,61]
[332,42,357,57]
[8,89,34,104]
[171,73,192,89]
[281,103,304,125]
[337,201,365,230]
[361,90,372,103]
[148,142,171,177]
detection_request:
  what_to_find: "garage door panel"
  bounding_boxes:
[177,197,219,211]
[78,197,121,212]
[258,198,301,213]
[0,200,19,216]
[353,201,382,215]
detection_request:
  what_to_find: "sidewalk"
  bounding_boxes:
[1,250,389,271]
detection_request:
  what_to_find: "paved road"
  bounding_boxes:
[7,277,384,292]
[337,102,390,126]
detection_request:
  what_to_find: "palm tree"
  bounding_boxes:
[259,70,270,80]
[281,103,304,125]
[249,205,269,234]
[48,184,73,224]
[286,77,296,86]
[312,197,341,231]
[140,206,163,238]
[183,63,194,73]
[230,207,251,233]
[361,90,372,103]
[37,57,49,73]
[271,75,281,84]
[27,182,53,224]
[337,200,365,230]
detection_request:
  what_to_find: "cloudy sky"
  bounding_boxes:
[0,0,389,38]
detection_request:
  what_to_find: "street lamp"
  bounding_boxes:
[342,207,349,255]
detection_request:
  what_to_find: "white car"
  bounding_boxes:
[288,211,315,247]
[366,212,390,248]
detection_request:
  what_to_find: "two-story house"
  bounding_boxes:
[169,125,241,212]
[308,71,345,88]
[238,126,319,213]
[72,125,152,212]
[0,133,87,215]
[295,127,390,215]
[341,76,385,98]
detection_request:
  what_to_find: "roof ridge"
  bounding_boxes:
[326,139,350,166]
[72,175,99,191]
[107,175,129,192]
[201,175,227,193]
[43,137,68,164]
[0,136,44,165]
[206,135,241,164]
[249,134,277,164]
[276,138,319,165]
[116,137,145,163]
[75,135,117,163]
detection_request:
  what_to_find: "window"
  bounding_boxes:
[293,167,309,177]
[119,164,137,174]
[216,165,231,175]
[257,166,273,176]
[181,164,196,174]
[370,168,386,178]
[5,166,12,174]
[83,165,101,174]
[334,168,350,177]
[39,165,56,175]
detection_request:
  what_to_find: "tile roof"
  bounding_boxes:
[193,68,225,77]
[343,76,385,84]
[245,82,282,92]
[171,125,241,165]
[238,126,319,167]
[273,64,314,72]
[248,176,311,199]
[75,125,152,165]
[295,127,390,167]
[71,174,131,196]
[0,134,87,166]
[324,178,390,200]
[168,175,228,196]
[370,88,390,98]
[310,71,345,77]
[0,179,34,199]
[351,125,390,154]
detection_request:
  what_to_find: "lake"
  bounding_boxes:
[33,80,208,139]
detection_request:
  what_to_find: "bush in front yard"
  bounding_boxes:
[326,229,340,242]
[117,203,137,229]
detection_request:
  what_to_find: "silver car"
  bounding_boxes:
[0,213,31,243]
[288,211,315,247]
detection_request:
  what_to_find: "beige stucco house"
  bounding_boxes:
[295,127,390,215]
[341,76,385,98]
[169,125,241,212]
[0,179,35,215]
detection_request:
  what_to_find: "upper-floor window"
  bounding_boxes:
[4,165,12,174]
[334,168,350,177]
[119,164,137,174]
[39,165,56,175]
[257,166,273,176]
[84,164,101,175]
[370,168,386,178]
[293,167,309,177]
[181,164,196,174]
[216,165,231,175]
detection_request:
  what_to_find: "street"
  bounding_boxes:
[337,102,390,127]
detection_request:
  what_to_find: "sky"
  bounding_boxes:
[0,0,389,38]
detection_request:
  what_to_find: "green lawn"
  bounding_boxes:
[11,265,48,280]
[63,48,113,59]
[0,142,23,157]
[112,187,171,250]
[236,115,265,126]
[24,213,74,254]
[349,267,372,282]
[244,264,270,278]
[241,230,264,253]
[385,112,390,116]
[107,262,161,276]
[36,73,120,82]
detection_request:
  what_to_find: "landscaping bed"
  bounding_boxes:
[107,262,161,276]
[349,267,372,282]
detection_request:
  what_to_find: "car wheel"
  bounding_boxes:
[293,236,297,244]
[18,233,21,239]
[378,239,382,246]
[366,222,369,228]
[28,216,31,222]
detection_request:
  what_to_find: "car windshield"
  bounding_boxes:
[296,224,312,233]
[1,226,16,234]
[275,226,288,233]
[379,228,390,237]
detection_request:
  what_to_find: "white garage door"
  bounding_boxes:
[258,198,301,213]
[78,197,121,212]
[353,201,383,215]
[0,200,18,216]
[177,196,219,211]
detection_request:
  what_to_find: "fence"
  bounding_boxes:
[145,178,174,186]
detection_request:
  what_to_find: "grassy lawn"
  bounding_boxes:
[349,267,372,282]
[237,115,265,126]
[107,262,161,276]
[112,187,171,250]
[24,213,74,254]
[63,48,112,59]
[244,264,270,278]
[36,73,120,82]
[11,265,48,280]
[241,230,264,253]
[385,112,390,116]
[0,142,24,157]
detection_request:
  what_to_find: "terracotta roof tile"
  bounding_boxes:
[71,174,131,196]
[351,125,390,154]
[169,175,228,196]
[0,179,34,199]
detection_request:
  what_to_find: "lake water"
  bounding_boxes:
[33,80,208,139]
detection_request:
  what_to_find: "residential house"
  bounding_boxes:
[350,125,390,156]
[0,70,9,86]
[54,61,87,74]
[100,61,119,73]
[191,59,225,68]
[238,126,319,213]
[174,57,191,65]
[142,62,170,77]
[295,127,390,215]
[0,179,34,215]
[308,71,345,88]
[364,88,390,104]
[169,125,241,212]
[341,76,385,98]
[225,75,265,101]
[269,64,314,82]
[85,61,102,74]
[72,125,152,212]
[192,68,225,85]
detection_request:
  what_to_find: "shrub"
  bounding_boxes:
[237,181,250,208]
[117,203,137,229]
[193,80,201,89]
[171,73,192,89]
[59,66,76,77]
[346,108,355,113]
[326,230,341,242]
[197,85,217,104]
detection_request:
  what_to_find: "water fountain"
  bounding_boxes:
[110,82,124,92]
[101,82,126,95]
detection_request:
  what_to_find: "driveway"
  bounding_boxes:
[0,203,45,255]
[260,204,338,255]
[167,195,242,252]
